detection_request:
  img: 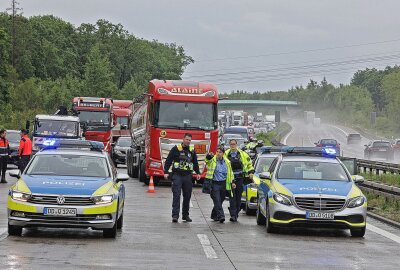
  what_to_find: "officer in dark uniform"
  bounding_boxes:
[0,129,10,183]
[18,129,32,172]
[164,133,201,223]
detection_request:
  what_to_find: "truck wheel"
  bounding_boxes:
[131,166,139,178]
[139,161,148,184]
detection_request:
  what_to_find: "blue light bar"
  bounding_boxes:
[41,139,103,151]
[279,147,337,158]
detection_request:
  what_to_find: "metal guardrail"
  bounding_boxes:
[356,158,400,174]
[359,180,400,199]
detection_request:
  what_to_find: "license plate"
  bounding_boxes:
[378,149,386,152]
[194,144,207,154]
[44,208,77,216]
[306,212,334,220]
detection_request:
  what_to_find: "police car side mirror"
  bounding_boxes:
[259,172,272,180]
[9,169,21,178]
[352,175,364,185]
[116,173,129,182]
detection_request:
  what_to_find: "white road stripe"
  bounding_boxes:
[197,234,218,259]
[282,127,294,145]
[190,200,193,208]
[367,223,400,244]
[329,125,348,137]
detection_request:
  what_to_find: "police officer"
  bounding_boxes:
[0,129,10,183]
[225,138,255,222]
[164,133,201,223]
[18,129,32,172]
[205,145,234,223]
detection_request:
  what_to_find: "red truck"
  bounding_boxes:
[72,97,114,151]
[127,80,219,185]
[111,100,133,142]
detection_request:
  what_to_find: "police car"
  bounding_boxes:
[241,147,282,215]
[256,147,367,237]
[7,140,128,238]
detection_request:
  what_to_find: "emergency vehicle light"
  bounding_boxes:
[41,139,103,152]
[280,147,337,158]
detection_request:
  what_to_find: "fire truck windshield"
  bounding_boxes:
[77,111,111,129]
[154,101,217,131]
[34,120,79,137]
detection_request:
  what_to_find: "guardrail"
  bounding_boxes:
[356,158,400,174]
[359,180,400,199]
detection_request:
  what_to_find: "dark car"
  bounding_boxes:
[112,137,132,166]
[315,139,340,155]
[347,133,362,144]
[6,130,20,165]
[364,140,394,161]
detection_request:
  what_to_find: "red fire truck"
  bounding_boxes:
[72,97,114,151]
[127,80,219,185]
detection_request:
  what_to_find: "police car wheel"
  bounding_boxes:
[245,197,256,215]
[104,203,119,238]
[350,226,366,237]
[256,201,266,225]
[265,202,278,233]
[8,223,22,236]
[117,210,124,230]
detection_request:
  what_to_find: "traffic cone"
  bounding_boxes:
[148,176,155,193]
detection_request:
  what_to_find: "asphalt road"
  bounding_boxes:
[0,165,400,269]
[283,120,373,159]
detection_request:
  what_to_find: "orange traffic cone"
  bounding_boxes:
[148,176,155,193]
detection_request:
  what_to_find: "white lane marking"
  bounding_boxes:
[282,127,294,145]
[330,125,348,137]
[190,200,193,208]
[197,234,218,259]
[367,223,400,244]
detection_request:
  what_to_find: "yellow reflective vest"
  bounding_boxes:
[205,155,234,192]
[224,148,254,175]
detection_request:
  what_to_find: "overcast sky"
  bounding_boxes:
[2,0,400,92]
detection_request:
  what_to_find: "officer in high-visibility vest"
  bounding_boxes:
[0,129,11,183]
[225,138,255,222]
[18,129,32,172]
[164,133,201,223]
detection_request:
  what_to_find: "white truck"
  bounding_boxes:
[304,111,316,124]
[233,111,244,126]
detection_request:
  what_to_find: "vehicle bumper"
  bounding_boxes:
[242,184,258,209]
[113,153,127,164]
[7,197,118,229]
[269,201,367,229]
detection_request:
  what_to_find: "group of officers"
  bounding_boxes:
[164,133,254,223]
[0,129,33,183]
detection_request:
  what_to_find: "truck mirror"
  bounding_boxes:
[25,120,30,130]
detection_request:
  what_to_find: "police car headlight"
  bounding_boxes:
[347,196,365,208]
[92,194,114,205]
[273,193,292,206]
[150,161,162,168]
[11,191,31,202]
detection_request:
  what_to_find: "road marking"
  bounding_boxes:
[367,223,400,244]
[282,127,294,145]
[190,200,193,208]
[197,234,218,259]
[0,228,8,241]
[329,125,348,137]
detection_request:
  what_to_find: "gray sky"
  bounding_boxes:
[2,0,400,92]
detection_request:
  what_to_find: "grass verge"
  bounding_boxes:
[364,190,400,223]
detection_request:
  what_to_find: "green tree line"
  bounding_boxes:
[0,13,193,129]
[221,67,400,136]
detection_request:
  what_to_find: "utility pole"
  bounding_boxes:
[6,0,23,68]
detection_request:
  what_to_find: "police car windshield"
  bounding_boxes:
[255,157,276,174]
[35,120,78,137]
[154,101,217,131]
[277,161,349,181]
[26,154,110,178]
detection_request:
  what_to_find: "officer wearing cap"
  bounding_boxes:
[164,133,201,223]
[0,129,11,183]
[18,129,32,172]
[225,138,255,222]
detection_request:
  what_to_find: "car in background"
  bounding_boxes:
[392,139,400,151]
[7,140,128,238]
[241,147,281,215]
[112,136,132,166]
[224,126,249,141]
[6,130,20,165]
[256,147,367,237]
[347,133,362,144]
[315,139,340,154]
[364,140,394,161]
[221,133,246,150]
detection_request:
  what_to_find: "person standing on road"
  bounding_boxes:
[205,146,234,223]
[164,133,201,223]
[0,129,11,183]
[225,138,254,222]
[18,129,32,173]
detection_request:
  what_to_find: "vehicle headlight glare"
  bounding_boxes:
[12,191,31,202]
[92,194,114,204]
[347,196,365,208]
[273,193,292,206]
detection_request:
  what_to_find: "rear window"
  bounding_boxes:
[320,139,337,145]
[373,142,390,148]
[349,134,361,138]
[277,160,349,181]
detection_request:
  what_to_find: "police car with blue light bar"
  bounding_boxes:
[256,147,367,237]
[7,139,128,238]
